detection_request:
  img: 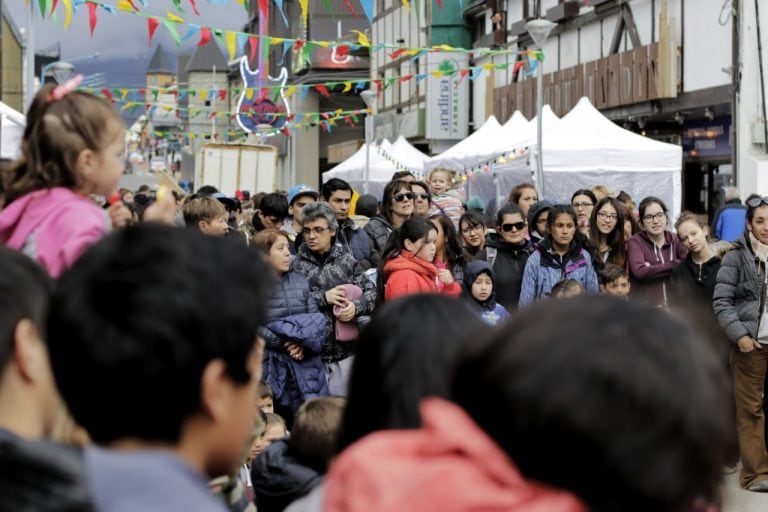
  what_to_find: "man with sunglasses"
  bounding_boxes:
[320,179,375,270]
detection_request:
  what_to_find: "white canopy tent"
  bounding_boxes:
[424,116,503,173]
[536,97,683,217]
[322,140,399,198]
[0,101,25,160]
[387,136,428,175]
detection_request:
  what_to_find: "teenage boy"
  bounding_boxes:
[284,184,319,252]
[182,196,230,236]
[253,192,289,233]
[0,246,91,510]
[320,178,374,269]
[599,263,631,298]
[47,225,273,511]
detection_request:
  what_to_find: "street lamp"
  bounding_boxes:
[360,89,377,195]
[40,52,100,85]
[525,18,556,198]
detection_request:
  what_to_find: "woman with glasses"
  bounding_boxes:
[474,204,534,310]
[588,197,627,271]
[713,196,768,492]
[627,197,687,307]
[571,189,597,237]
[363,180,414,262]
[519,205,599,306]
[377,217,461,303]
[410,181,431,218]
[292,202,376,397]
[459,212,487,258]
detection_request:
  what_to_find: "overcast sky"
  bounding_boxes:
[6,1,249,86]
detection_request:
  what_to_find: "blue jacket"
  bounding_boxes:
[712,201,747,242]
[519,239,599,306]
[462,260,511,325]
[260,272,329,413]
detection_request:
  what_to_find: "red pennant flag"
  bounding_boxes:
[320,112,330,120]
[101,88,115,104]
[437,0,442,9]
[249,36,258,63]
[344,115,354,127]
[281,126,291,137]
[51,0,58,16]
[259,88,269,102]
[188,0,200,15]
[336,45,350,58]
[198,27,211,47]
[294,39,305,50]
[209,112,217,120]
[218,89,226,101]
[286,113,296,122]
[258,0,269,18]
[148,18,160,46]
[513,61,525,73]
[139,88,146,96]
[388,48,407,60]
[342,0,359,17]
[399,74,414,83]
[315,84,330,97]
[87,2,97,36]
[375,80,383,95]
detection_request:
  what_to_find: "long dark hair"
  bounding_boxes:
[337,295,486,453]
[430,214,466,271]
[588,197,627,269]
[380,179,412,224]
[376,217,436,304]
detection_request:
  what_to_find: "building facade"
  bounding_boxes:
[0,2,24,112]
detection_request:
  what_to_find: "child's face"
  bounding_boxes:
[256,395,274,414]
[201,214,229,236]
[87,124,126,196]
[602,276,630,298]
[472,272,493,302]
[429,172,450,195]
[248,424,285,461]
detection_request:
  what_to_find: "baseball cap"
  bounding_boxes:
[288,184,319,205]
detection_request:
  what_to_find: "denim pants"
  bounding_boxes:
[731,345,768,487]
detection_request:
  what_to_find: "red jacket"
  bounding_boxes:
[323,398,585,512]
[383,251,461,301]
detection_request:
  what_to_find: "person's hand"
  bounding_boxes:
[325,286,347,306]
[437,269,454,285]
[284,341,304,361]
[107,202,132,229]
[737,336,761,353]
[336,301,356,322]
[143,187,177,225]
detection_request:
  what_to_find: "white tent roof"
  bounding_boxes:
[388,136,427,175]
[474,106,559,165]
[424,116,503,172]
[323,139,399,183]
[539,97,682,217]
[500,110,528,136]
[0,101,25,160]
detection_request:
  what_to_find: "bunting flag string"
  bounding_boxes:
[50,1,535,59]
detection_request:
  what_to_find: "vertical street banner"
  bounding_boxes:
[425,52,469,140]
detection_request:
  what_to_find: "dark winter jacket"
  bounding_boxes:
[474,233,533,310]
[262,309,329,413]
[292,244,376,362]
[0,428,93,512]
[627,231,688,306]
[669,254,722,309]
[462,260,510,325]
[713,234,764,343]
[711,200,747,242]
[363,214,395,259]
[338,218,375,269]
[251,439,322,512]
[527,200,554,245]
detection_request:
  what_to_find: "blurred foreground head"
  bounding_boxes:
[452,296,734,512]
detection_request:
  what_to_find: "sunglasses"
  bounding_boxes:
[392,192,415,202]
[747,196,768,208]
[501,221,526,233]
[414,193,430,200]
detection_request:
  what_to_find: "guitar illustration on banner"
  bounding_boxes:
[236,56,291,132]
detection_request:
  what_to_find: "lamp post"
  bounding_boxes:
[40,52,100,85]
[525,18,556,198]
[360,89,377,195]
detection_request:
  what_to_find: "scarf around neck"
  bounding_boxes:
[749,232,768,262]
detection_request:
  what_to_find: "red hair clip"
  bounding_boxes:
[47,74,85,103]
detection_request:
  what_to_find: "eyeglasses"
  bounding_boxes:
[461,224,484,235]
[392,192,415,202]
[642,212,667,222]
[501,221,526,233]
[596,211,618,221]
[572,202,594,209]
[301,226,331,236]
[414,193,430,200]
[747,196,768,208]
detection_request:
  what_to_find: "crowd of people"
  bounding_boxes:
[0,81,762,512]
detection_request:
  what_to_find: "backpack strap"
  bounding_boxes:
[486,247,497,269]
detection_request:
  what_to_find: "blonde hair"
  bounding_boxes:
[428,168,455,182]
[1,85,123,205]
[592,185,610,201]
[182,196,226,227]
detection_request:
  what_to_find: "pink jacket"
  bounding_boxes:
[0,187,109,277]
[323,398,585,512]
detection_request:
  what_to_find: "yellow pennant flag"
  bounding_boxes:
[299,0,308,25]
[351,30,370,47]
[225,31,237,60]
[245,88,254,100]
[342,82,352,92]
[116,0,134,12]
[285,86,296,98]
[166,11,184,23]
[271,37,284,46]
[120,102,134,112]
[199,90,208,102]
[432,71,444,77]
[483,63,494,70]
[120,89,128,100]
[317,41,330,48]
[401,0,411,11]
[63,0,73,29]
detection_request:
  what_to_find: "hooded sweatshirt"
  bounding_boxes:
[0,187,110,277]
[383,250,461,301]
[475,233,533,310]
[627,231,687,306]
[463,260,510,325]
[322,398,585,512]
[251,439,322,512]
[527,200,554,245]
